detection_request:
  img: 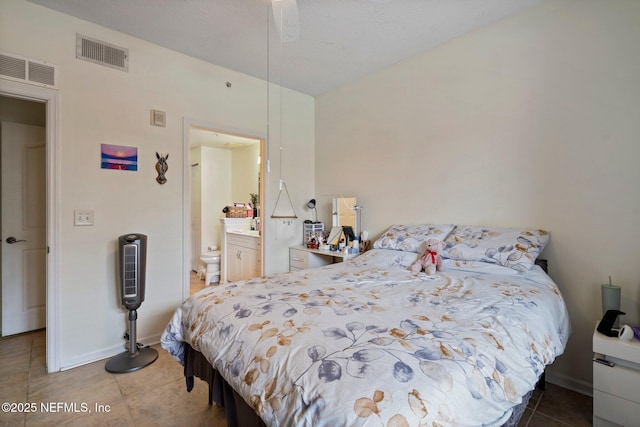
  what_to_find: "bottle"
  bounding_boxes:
[352,236,359,251]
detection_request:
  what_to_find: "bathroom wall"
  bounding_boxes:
[189,148,202,271]
[231,143,261,212]
[197,146,231,254]
[193,143,259,258]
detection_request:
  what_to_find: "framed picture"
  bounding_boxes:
[101,144,138,171]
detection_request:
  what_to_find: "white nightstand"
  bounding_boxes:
[289,246,356,271]
[592,324,640,426]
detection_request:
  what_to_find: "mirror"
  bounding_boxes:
[332,197,357,234]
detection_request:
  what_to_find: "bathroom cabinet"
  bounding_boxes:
[227,233,260,282]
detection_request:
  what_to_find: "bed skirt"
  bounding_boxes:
[184,343,266,427]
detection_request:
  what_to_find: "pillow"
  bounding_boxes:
[441,225,550,272]
[373,224,456,253]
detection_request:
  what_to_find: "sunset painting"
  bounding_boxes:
[101,144,138,171]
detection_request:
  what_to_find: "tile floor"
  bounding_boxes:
[517,383,592,427]
[190,270,207,295]
[0,329,226,426]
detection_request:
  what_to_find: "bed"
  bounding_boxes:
[161,224,570,426]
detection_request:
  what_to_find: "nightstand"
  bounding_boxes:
[592,324,640,426]
[289,246,356,271]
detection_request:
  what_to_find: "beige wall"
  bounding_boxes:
[231,143,261,208]
[0,0,314,368]
[199,146,232,253]
[0,96,46,127]
[316,0,640,393]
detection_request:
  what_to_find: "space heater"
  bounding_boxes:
[105,233,158,373]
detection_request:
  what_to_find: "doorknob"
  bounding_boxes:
[6,237,26,244]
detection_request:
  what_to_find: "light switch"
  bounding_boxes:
[150,109,166,127]
[74,210,94,226]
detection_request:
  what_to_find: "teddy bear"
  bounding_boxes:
[410,238,445,275]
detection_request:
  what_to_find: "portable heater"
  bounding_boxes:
[105,233,158,373]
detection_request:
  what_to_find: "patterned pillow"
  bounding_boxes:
[441,225,550,272]
[373,224,456,253]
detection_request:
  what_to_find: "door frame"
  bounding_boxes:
[182,117,269,300]
[0,80,60,372]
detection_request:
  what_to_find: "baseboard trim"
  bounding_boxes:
[546,371,592,397]
[60,333,161,371]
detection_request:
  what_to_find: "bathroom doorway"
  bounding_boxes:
[182,118,266,298]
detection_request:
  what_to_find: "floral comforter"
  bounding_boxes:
[161,249,570,427]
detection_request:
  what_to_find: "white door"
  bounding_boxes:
[1,122,46,336]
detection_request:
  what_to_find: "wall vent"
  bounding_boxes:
[76,34,129,72]
[0,51,57,88]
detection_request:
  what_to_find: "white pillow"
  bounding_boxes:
[373,224,456,253]
[441,225,550,272]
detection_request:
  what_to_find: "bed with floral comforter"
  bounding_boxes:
[162,241,570,426]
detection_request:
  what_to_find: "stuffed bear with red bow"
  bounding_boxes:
[410,238,445,275]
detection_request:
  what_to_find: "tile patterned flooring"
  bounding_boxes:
[0,271,592,426]
[518,384,592,427]
[0,329,226,426]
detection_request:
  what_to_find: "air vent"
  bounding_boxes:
[0,51,57,88]
[76,34,129,72]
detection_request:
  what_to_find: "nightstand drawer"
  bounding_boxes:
[594,389,640,426]
[290,250,309,270]
[289,248,332,271]
[593,360,640,402]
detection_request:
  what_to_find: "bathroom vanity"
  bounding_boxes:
[226,231,260,282]
[220,218,261,283]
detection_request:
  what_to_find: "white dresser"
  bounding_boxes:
[592,325,640,426]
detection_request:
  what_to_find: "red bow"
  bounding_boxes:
[425,251,437,264]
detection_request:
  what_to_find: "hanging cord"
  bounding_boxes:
[269,3,297,220]
[266,2,270,152]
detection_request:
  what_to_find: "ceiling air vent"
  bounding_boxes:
[0,51,57,88]
[76,34,129,72]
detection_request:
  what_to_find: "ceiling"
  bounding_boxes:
[190,128,260,150]
[27,0,543,97]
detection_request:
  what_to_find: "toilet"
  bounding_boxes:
[199,250,221,285]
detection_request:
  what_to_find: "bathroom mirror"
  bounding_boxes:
[332,197,357,234]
